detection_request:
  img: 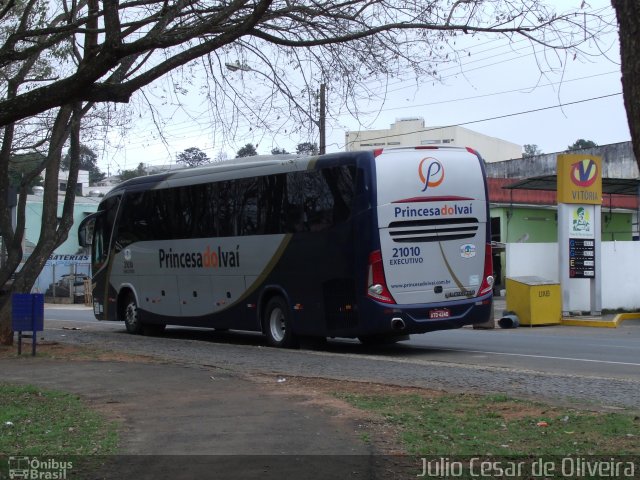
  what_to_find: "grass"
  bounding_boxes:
[335,391,640,457]
[0,383,118,456]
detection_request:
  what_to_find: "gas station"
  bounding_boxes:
[498,154,640,328]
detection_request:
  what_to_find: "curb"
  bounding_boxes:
[560,312,640,328]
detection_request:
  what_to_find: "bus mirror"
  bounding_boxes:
[78,213,98,247]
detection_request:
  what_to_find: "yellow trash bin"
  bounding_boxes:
[505,276,561,326]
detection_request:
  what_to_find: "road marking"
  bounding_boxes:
[433,347,640,367]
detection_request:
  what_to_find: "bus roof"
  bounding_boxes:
[103,146,483,200]
[106,154,309,198]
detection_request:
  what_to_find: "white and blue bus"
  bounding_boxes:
[79,146,493,347]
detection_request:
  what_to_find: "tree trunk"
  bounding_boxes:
[0,298,12,345]
[0,105,81,346]
[613,0,640,169]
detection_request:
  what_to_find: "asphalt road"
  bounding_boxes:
[45,304,640,382]
[406,325,640,382]
[42,304,640,410]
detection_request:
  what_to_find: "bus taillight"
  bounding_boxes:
[465,146,480,157]
[478,243,494,296]
[367,250,395,304]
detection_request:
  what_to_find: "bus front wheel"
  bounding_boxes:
[124,295,144,335]
[263,297,298,348]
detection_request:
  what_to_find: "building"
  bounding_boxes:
[485,141,639,290]
[24,192,101,257]
[9,174,102,297]
[58,169,90,196]
[345,117,522,163]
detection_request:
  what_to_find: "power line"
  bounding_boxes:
[348,71,619,116]
[346,93,623,143]
[111,69,619,152]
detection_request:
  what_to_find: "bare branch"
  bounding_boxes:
[0,1,614,127]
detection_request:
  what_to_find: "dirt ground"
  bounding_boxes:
[1,341,425,455]
[0,340,555,458]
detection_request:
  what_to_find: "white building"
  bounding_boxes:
[345,118,522,163]
[58,169,90,196]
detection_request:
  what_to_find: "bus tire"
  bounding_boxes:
[124,295,144,335]
[263,296,298,348]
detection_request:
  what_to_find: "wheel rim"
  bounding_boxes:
[269,307,286,343]
[126,302,138,329]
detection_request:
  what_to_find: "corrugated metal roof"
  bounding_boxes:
[488,177,638,210]
[502,175,640,196]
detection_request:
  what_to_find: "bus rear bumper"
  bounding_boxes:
[360,295,493,335]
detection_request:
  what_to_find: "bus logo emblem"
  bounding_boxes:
[570,159,598,187]
[460,244,476,258]
[418,158,444,192]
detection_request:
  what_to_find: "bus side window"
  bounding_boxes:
[354,167,370,212]
[322,165,355,224]
[236,177,259,236]
[294,165,355,232]
[258,174,287,234]
[305,172,333,231]
[286,172,307,232]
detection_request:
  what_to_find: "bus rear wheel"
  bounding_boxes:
[263,297,298,348]
[124,295,144,334]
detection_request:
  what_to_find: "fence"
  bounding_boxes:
[505,241,640,311]
[32,262,92,304]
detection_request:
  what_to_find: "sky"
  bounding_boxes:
[96,0,630,175]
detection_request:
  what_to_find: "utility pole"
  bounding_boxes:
[225,62,327,155]
[319,83,326,155]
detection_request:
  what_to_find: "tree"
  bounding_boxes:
[0,1,616,345]
[271,147,289,155]
[522,144,543,158]
[177,147,210,168]
[566,139,598,152]
[9,153,44,191]
[119,163,147,181]
[296,142,319,156]
[236,144,258,158]
[213,150,229,163]
[612,1,640,172]
[62,145,106,184]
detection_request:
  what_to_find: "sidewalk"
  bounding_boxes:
[0,357,380,479]
[492,295,640,328]
[45,301,93,309]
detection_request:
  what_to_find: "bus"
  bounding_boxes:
[78,146,493,347]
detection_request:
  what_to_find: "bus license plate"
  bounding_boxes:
[429,309,450,319]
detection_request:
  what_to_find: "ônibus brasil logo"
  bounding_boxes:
[418,158,444,192]
[570,158,598,187]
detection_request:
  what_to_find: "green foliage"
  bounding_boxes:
[271,147,289,155]
[62,145,106,184]
[567,139,598,151]
[176,147,210,167]
[236,143,258,158]
[523,144,543,157]
[118,162,147,181]
[296,142,318,156]
[8,153,44,191]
